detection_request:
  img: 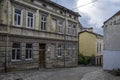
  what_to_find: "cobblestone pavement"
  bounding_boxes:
[81,70,120,80]
[0,66,119,80]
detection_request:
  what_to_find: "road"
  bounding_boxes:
[0,66,101,80]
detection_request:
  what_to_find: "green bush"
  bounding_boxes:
[78,54,95,66]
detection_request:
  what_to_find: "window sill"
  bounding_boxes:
[13,25,22,27]
[25,59,33,61]
[57,56,62,58]
[26,27,34,29]
[11,60,21,62]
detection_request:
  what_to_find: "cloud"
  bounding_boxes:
[51,0,120,34]
[76,0,120,34]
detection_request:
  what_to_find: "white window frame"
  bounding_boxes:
[41,15,47,31]
[25,43,33,60]
[52,18,57,32]
[68,23,72,35]
[26,11,34,29]
[57,45,62,57]
[72,25,77,36]
[58,20,63,33]
[13,7,23,27]
[12,43,21,61]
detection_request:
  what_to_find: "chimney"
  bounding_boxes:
[83,27,93,32]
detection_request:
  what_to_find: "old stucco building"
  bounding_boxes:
[103,11,120,70]
[0,0,80,72]
[79,29,103,66]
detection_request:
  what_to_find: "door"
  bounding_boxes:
[39,44,46,68]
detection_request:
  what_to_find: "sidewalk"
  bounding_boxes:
[81,70,120,80]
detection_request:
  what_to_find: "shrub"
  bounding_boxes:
[78,54,95,66]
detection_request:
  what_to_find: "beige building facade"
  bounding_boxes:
[0,0,80,72]
[79,30,103,66]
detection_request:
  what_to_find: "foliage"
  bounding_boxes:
[0,0,3,4]
[111,69,120,76]
[78,53,95,66]
[78,54,87,65]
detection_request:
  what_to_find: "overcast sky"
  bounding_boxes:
[51,0,120,34]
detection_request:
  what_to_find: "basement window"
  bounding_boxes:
[16,78,23,80]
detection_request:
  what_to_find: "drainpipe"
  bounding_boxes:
[5,0,10,72]
[63,10,67,67]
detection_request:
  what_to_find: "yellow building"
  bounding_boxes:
[78,30,103,66]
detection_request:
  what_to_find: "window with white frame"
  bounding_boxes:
[67,44,75,56]
[68,22,72,35]
[97,43,99,53]
[58,20,63,33]
[52,19,57,32]
[12,43,21,61]
[72,44,76,55]
[41,15,47,30]
[57,44,62,57]
[72,25,77,36]
[27,12,34,28]
[14,8,22,26]
[25,43,32,60]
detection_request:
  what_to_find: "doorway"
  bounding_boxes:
[39,44,46,68]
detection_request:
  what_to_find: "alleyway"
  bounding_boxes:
[0,66,120,80]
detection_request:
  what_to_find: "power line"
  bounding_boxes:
[72,0,98,10]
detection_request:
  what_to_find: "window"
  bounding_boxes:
[69,14,72,18]
[57,45,62,57]
[68,23,72,35]
[25,43,32,60]
[99,43,101,53]
[74,17,76,20]
[52,19,57,32]
[60,11,62,14]
[58,20,63,33]
[97,43,99,53]
[68,44,75,56]
[67,44,71,55]
[42,4,46,7]
[72,25,77,36]
[14,8,22,26]
[12,43,21,61]
[114,21,116,25]
[27,12,34,28]
[41,15,47,30]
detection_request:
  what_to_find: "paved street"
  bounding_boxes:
[0,66,120,80]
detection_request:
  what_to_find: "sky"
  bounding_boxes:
[51,0,120,35]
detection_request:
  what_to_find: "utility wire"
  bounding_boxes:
[72,0,98,10]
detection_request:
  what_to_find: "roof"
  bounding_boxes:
[37,0,81,17]
[79,31,103,37]
[104,10,120,24]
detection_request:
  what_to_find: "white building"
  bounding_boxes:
[103,11,120,70]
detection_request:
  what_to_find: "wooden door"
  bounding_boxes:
[39,44,46,68]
